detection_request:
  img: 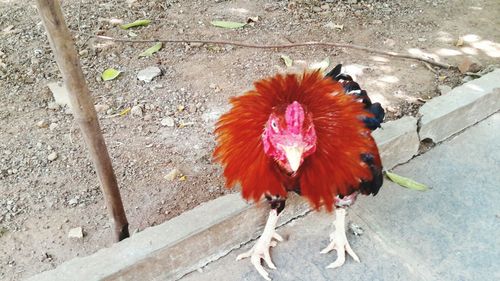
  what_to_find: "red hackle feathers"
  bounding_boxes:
[213,71,380,211]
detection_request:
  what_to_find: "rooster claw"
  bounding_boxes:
[236,210,282,280]
[236,232,282,280]
[321,236,360,269]
[322,208,360,269]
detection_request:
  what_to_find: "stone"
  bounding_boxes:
[324,21,335,29]
[419,69,500,143]
[47,82,70,106]
[47,152,58,161]
[143,114,153,122]
[324,21,343,30]
[164,168,180,181]
[372,116,419,170]
[94,104,110,113]
[458,56,483,73]
[64,107,73,115]
[68,227,83,239]
[49,123,58,131]
[37,120,49,128]
[78,49,89,57]
[462,76,473,83]
[438,85,452,95]
[131,105,143,117]
[68,198,78,205]
[47,102,60,110]
[137,66,161,83]
[160,117,175,127]
[189,42,204,48]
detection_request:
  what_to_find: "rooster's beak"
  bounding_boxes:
[283,145,304,173]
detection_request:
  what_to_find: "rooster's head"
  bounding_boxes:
[262,101,317,173]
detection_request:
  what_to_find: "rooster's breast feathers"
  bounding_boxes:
[214,71,381,211]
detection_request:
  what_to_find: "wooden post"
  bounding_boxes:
[36,0,129,241]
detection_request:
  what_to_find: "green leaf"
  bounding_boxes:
[101,68,121,81]
[385,171,429,191]
[309,57,330,72]
[120,19,151,30]
[280,55,293,67]
[210,21,246,29]
[139,42,162,57]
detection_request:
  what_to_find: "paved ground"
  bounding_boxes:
[181,113,500,281]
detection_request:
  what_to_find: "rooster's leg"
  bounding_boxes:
[320,208,360,269]
[236,198,285,281]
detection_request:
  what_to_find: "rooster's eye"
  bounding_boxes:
[271,120,279,132]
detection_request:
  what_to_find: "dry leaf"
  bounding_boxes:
[210,21,246,29]
[309,57,330,72]
[179,122,195,128]
[247,16,259,23]
[334,24,344,30]
[1,25,14,34]
[280,55,293,67]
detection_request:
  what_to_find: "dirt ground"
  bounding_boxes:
[0,0,498,280]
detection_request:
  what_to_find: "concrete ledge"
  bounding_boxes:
[372,116,419,169]
[419,69,500,143]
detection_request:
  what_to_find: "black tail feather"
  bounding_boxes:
[325,64,343,80]
[369,102,385,124]
[359,153,383,196]
[325,64,385,131]
[362,102,385,130]
[342,81,361,93]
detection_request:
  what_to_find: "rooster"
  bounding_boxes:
[213,64,384,280]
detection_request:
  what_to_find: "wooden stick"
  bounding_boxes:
[36,0,129,242]
[95,35,456,70]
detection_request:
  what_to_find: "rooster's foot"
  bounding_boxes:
[236,209,283,280]
[320,208,360,269]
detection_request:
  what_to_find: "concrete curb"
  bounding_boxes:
[25,69,500,281]
[419,69,500,143]
[372,116,419,170]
